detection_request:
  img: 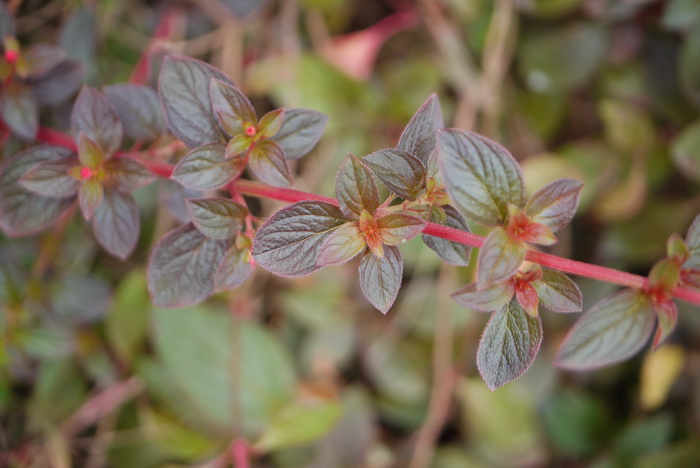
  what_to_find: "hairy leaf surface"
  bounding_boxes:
[215,245,253,291]
[172,143,244,190]
[248,139,292,187]
[533,269,583,313]
[358,246,403,314]
[363,149,426,200]
[477,227,526,289]
[317,222,366,266]
[438,129,525,225]
[377,213,426,245]
[451,281,515,313]
[525,178,583,231]
[335,154,379,218]
[253,201,347,277]
[398,94,443,164]
[185,197,246,240]
[273,108,328,160]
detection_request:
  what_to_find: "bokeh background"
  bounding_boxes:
[2,0,700,467]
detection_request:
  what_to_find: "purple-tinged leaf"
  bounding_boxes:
[477,300,543,390]
[273,108,328,160]
[422,205,472,266]
[438,129,525,226]
[248,139,292,187]
[21,44,66,78]
[258,108,285,139]
[683,214,700,272]
[172,143,244,190]
[0,82,38,140]
[398,94,443,165]
[103,83,165,141]
[451,281,515,312]
[0,2,15,38]
[377,213,425,245]
[148,223,229,307]
[647,257,681,292]
[103,157,155,190]
[358,245,403,314]
[532,269,582,313]
[477,227,527,289]
[185,197,246,240]
[29,60,83,106]
[92,189,140,260]
[335,154,380,218]
[524,178,583,232]
[253,201,347,277]
[317,222,366,266]
[363,149,426,201]
[515,281,539,317]
[159,56,234,148]
[78,132,104,168]
[71,85,123,156]
[215,245,253,291]
[210,78,256,135]
[79,178,104,220]
[652,298,678,350]
[0,146,75,236]
[554,289,655,370]
[20,158,80,197]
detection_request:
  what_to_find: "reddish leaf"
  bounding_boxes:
[376,212,425,245]
[422,205,472,266]
[71,85,123,156]
[0,81,38,140]
[103,83,165,141]
[215,245,253,291]
[398,94,443,165]
[358,245,403,314]
[92,188,140,259]
[185,197,246,240]
[477,227,527,289]
[103,157,155,191]
[515,280,539,317]
[20,158,80,198]
[532,269,582,313]
[21,43,66,78]
[172,143,244,190]
[363,149,426,200]
[652,298,678,350]
[209,78,256,134]
[525,178,583,232]
[272,108,328,160]
[317,222,366,266]
[335,154,380,218]
[248,139,292,187]
[451,281,515,312]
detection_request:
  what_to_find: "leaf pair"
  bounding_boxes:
[161,55,328,190]
[148,197,254,307]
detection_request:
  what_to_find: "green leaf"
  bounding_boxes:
[92,189,140,260]
[152,308,296,435]
[363,149,426,200]
[524,178,583,232]
[0,81,38,140]
[438,129,525,225]
[335,154,380,218]
[77,132,105,168]
[103,157,155,190]
[225,134,250,159]
[185,197,246,240]
[358,246,403,314]
[555,289,655,370]
[106,270,150,364]
[476,300,543,390]
[253,201,347,277]
[0,145,75,236]
[317,222,366,266]
[19,158,80,197]
[79,178,104,220]
[422,205,472,266]
[257,108,285,139]
[248,139,292,187]
[376,212,426,245]
[532,269,582,313]
[254,399,342,452]
[209,78,256,134]
[172,143,244,190]
[103,83,166,141]
[159,55,233,148]
[148,223,229,307]
[477,227,527,289]
[21,43,66,78]
[398,93,443,165]
[272,108,328,160]
[214,244,253,291]
[451,281,515,313]
[71,85,123,156]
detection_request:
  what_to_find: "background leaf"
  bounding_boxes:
[476,300,543,390]
[438,129,525,225]
[0,82,38,140]
[148,223,229,307]
[555,290,655,370]
[272,108,328,160]
[103,83,165,141]
[358,246,403,313]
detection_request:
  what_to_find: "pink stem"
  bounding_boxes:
[130,8,179,84]
[36,127,77,151]
[231,438,250,468]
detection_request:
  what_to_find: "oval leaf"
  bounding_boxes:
[253,201,347,277]
[376,212,426,245]
[103,83,165,141]
[477,227,527,289]
[93,188,140,260]
[438,129,525,225]
[215,245,253,291]
[477,300,543,390]
[358,246,403,314]
[159,55,233,148]
[248,139,292,187]
[335,154,380,218]
[0,145,75,236]
[209,78,256,134]
[524,178,583,232]
[71,85,123,156]
[103,157,155,191]
[148,223,229,307]
[554,289,655,370]
[451,281,515,313]
[533,269,583,313]
[398,93,443,165]
[363,149,426,200]
[422,205,472,266]
[0,82,38,140]
[317,222,366,266]
[172,143,244,190]
[20,158,80,197]
[272,108,328,160]
[185,197,246,240]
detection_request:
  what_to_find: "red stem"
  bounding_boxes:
[231,438,250,468]
[130,8,179,84]
[36,127,77,151]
